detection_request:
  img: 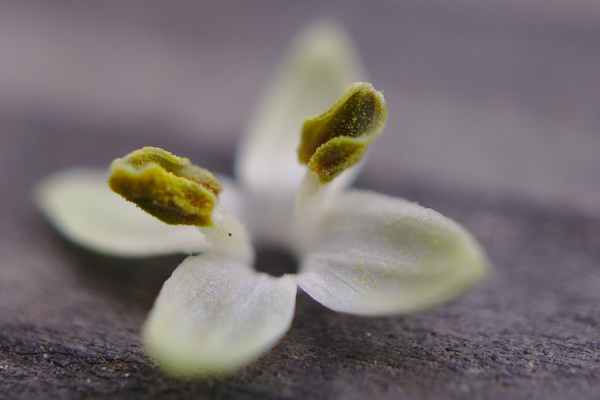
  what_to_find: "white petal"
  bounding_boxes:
[206,175,256,263]
[199,203,255,265]
[235,21,365,243]
[297,190,490,316]
[35,168,209,257]
[143,253,297,375]
[214,173,245,221]
[293,167,364,255]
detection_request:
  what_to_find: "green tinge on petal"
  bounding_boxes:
[143,254,297,376]
[297,190,490,316]
[109,147,221,226]
[298,82,387,183]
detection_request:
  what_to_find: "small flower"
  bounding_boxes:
[35,21,489,376]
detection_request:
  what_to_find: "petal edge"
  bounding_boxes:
[297,190,490,315]
[143,254,297,375]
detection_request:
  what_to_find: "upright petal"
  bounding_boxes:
[143,254,297,375]
[236,21,365,196]
[235,21,365,247]
[296,190,490,316]
[35,169,209,257]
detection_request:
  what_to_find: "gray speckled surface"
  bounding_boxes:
[1,2,599,399]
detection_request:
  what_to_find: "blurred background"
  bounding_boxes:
[2,0,599,217]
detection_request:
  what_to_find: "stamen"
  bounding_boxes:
[298,82,387,183]
[108,147,221,226]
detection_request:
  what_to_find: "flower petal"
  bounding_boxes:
[143,253,297,375]
[35,168,209,257]
[235,21,365,246]
[215,173,245,221]
[296,190,490,316]
[199,203,254,265]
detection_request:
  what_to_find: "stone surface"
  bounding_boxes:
[1,2,599,399]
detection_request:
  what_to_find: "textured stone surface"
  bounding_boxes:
[1,2,599,399]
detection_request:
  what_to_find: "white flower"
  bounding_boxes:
[35,21,489,376]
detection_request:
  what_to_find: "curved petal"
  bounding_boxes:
[35,168,209,257]
[296,190,490,316]
[234,21,365,245]
[143,254,297,375]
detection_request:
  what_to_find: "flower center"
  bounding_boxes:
[254,247,298,277]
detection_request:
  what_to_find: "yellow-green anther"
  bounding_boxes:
[108,147,221,226]
[298,82,387,183]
